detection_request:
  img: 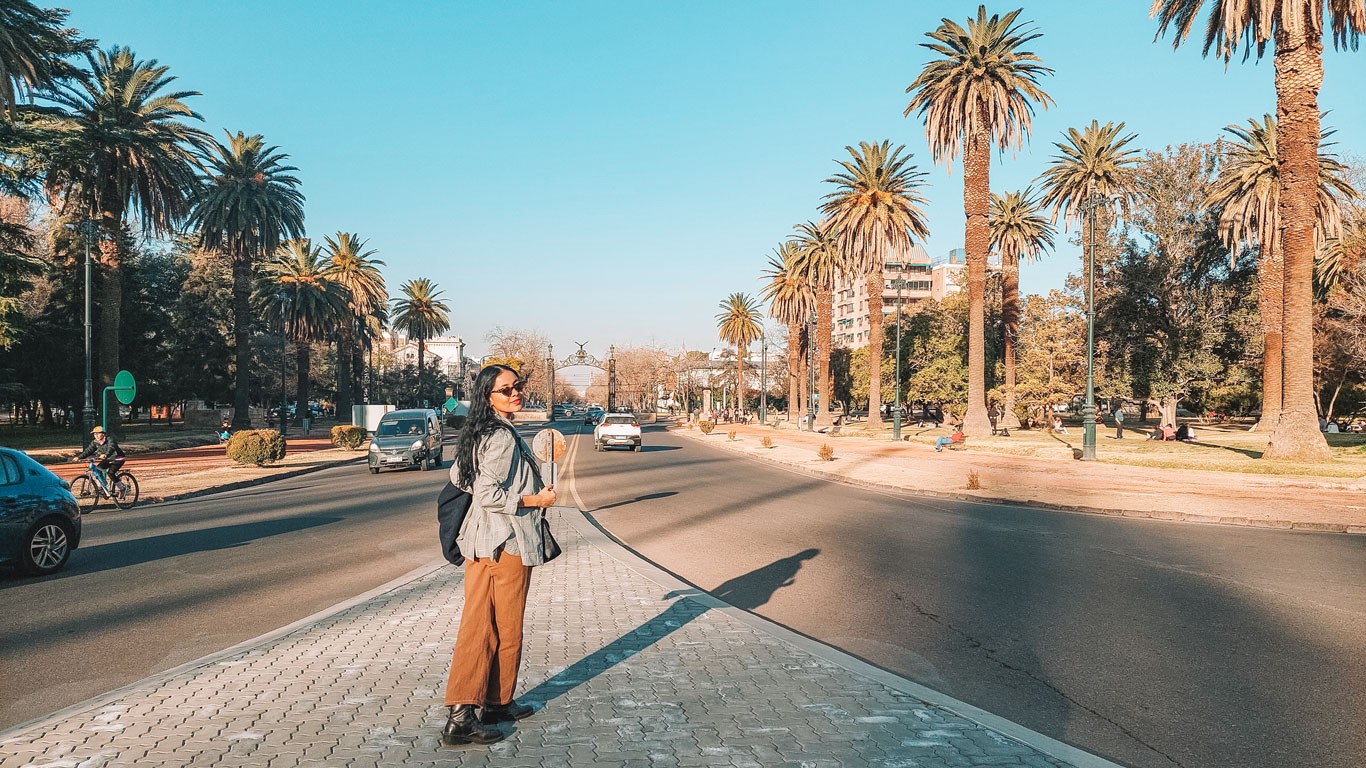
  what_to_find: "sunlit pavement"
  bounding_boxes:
[0,509,1115,768]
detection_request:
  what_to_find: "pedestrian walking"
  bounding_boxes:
[441,364,556,746]
[1114,408,1125,439]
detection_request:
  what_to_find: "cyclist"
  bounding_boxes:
[72,425,126,489]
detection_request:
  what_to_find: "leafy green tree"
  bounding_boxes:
[820,140,930,431]
[1098,144,1258,427]
[39,46,208,426]
[0,216,39,348]
[1207,114,1356,429]
[1152,0,1366,460]
[322,232,386,417]
[760,241,815,422]
[255,239,351,417]
[1014,289,1086,426]
[905,5,1053,436]
[163,242,234,405]
[989,187,1054,427]
[715,292,763,410]
[390,278,450,406]
[189,131,305,429]
[788,220,841,427]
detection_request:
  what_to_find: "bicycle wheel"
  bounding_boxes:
[110,471,140,509]
[71,475,99,511]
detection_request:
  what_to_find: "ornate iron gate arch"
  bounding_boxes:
[546,343,618,412]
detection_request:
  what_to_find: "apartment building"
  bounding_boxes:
[832,244,976,349]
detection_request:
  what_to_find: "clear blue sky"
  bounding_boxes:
[58,1,1366,360]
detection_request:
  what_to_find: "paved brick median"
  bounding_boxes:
[0,511,1106,767]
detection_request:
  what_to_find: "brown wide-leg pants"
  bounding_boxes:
[444,553,532,707]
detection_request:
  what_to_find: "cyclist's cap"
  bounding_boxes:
[91,425,105,434]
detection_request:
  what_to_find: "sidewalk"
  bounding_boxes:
[0,509,1118,768]
[674,423,1366,534]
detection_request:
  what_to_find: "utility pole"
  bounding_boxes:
[807,312,817,431]
[893,278,904,441]
[759,335,767,425]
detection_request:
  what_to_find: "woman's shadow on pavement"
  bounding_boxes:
[517,548,820,712]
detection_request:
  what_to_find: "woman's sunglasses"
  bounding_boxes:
[491,380,526,397]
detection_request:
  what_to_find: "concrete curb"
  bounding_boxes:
[561,507,1123,768]
[672,426,1366,536]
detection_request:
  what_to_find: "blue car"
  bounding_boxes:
[0,447,82,576]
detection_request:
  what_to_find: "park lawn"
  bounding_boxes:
[874,421,1366,479]
[0,422,219,454]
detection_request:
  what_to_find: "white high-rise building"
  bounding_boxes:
[830,246,999,350]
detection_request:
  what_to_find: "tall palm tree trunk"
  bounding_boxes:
[296,344,310,423]
[736,347,745,416]
[1253,241,1283,431]
[1001,253,1022,429]
[416,339,426,407]
[230,257,254,429]
[815,287,834,427]
[1265,23,1331,461]
[335,323,353,419]
[787,320,802,422]
[962,119,993,435]
[865,272,884,430]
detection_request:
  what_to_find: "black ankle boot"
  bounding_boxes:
[442,705,505,745]
[482,699,535,723]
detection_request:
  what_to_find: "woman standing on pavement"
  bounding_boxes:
[441,364,556,746]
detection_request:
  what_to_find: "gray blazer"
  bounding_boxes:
[452,420,547,566]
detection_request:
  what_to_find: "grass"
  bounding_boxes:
[842,417,1366,479]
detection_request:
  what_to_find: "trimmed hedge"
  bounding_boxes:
[226,429,287,466]
[331,425,367,450]
[698,421,715,434]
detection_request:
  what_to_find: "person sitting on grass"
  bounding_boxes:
[1051,415,1068,434]
[935,426,965,453]
[1174,423,1197,441]
[1150,422,1176,441]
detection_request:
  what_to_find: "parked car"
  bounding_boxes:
[551,405,572,420]
[0,447,81,576]
[583,407,606,425]
[368,409,444,473]
[594,413,641,451]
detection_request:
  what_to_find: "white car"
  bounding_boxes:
[594,413,641,451]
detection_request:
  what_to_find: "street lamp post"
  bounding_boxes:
[758,335,767,425]
[547,343,555,419]
[73,220,97,437]
[278,291,289,436]
[456,338,466,400]
[1080,194,1106,461]
[893,278,904,441]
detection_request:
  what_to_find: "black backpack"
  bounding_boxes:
[436,481,473,565]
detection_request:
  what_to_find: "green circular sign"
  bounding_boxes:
[114,370,136,405]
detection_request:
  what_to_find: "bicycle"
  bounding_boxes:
[71,460,140,511]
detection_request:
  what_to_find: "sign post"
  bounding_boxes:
[103,370,137,432]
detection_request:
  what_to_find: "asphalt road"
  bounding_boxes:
[0,449,449,730]
[571,423,1366,768]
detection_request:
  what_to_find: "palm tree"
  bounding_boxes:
[190,131,305,429]
[1152,0,1366,460]
[789,220,842,428]
[390,278,451,405]
[760,241,816,423]
[254,239,351,421]
[990,187,1055,428]
[715,292,764,417]
[1037,120,1142,229]
[821,141,930,430]
[905,5,1054,436]
[41,46,208,427]
[323,232,386,418]
[0,0,84,113]
[1207,114,1356,431]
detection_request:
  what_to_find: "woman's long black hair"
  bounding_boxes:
[455,364,520,488]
